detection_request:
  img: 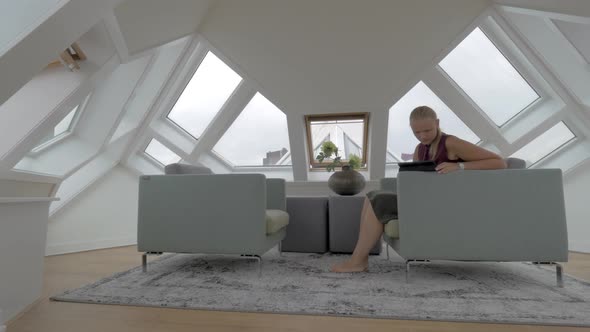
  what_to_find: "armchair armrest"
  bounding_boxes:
[380,177,397,193]
[266,178,286,211]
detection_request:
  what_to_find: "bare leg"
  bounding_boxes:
[331,197,384,272]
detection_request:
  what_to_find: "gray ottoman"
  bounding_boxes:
[282,196,329,253]
[328,195,382,254]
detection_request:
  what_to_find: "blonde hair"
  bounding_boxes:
[410,106,442,159]
[410,105,438,121]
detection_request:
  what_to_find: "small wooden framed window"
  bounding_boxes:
[305,113,369,170]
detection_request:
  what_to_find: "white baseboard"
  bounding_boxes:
[45,236,136,256]
[570,240,590,254]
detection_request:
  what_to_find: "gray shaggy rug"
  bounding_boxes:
[51,250,590,326]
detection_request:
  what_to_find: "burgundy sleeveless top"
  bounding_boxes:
[417,133,464,165]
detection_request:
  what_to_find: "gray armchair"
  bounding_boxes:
[137,170,288,275]
[380,158,569,286]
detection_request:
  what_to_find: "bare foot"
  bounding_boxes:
[330,258,368,273]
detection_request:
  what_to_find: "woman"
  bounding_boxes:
[330,105,507,273]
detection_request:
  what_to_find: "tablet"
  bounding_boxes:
[398,160,436,172]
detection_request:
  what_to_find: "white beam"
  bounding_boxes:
[286,112,309,181]
[367,109,388,180]
[188,80,257,159]
[0,0,124,106]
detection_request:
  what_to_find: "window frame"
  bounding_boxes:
[162,45,242,141]
[304,112,370,170]
[515,121,577,168]
[437,23,544,129]
[143,137,183,167]
[30,93,91,155]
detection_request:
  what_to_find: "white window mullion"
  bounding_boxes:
[121,35,199,166]
[422,67,508,151]
[286,111,308,181]
[158,40,209,125]
[189,80,257,159]
[148,127,190,162]
[150,119,195,157]
[504,113,569,156]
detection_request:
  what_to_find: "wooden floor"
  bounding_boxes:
[7,246,590,332]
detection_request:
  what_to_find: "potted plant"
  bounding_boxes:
[316,141,366,195]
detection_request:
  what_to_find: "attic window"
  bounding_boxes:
[509,122,575,167]
[32,91,92,152]
[33,105,79,151]
[213,93,291,167]
[167,51,242,139]
[439,27,539,126]
[144,139,182,166]
[305,113,369,169]
[386,81,480,163]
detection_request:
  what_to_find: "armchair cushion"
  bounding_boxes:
[266,209,289,235]
[384,219,400,239]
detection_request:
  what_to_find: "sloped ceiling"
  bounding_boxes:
[199,0,489,114]
[113,0,214,56]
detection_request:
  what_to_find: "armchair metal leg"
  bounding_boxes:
[242,254,263,277]
[404,259,429,283]
[278,241,282,256]
[556,263,564,288]
[532,261,564,287]
[142,252,163,272]
[142,253,147,272]
[255,255,262,277]
[385,244,390,260]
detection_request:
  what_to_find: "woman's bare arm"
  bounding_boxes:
[436,136,506,173]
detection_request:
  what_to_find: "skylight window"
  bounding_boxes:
[387,81,480,162]
[35,105,79,148]
[213,93,291,166]
[439,27,539,126]
[167,51,242,139]
[305,113,369,169]
[510,122,575,167]
[144,139,182,166]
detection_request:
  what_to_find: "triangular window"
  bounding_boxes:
[213,93,291,166]
[33,97,86,152]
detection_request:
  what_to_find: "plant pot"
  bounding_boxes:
[328,165,366,195]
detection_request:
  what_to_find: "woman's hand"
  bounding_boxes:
[435,162,460,174]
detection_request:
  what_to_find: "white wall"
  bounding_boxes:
[46,166,139,255]
[0,199,52,322]
[564,162,590,253]
[114,0,213,55]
